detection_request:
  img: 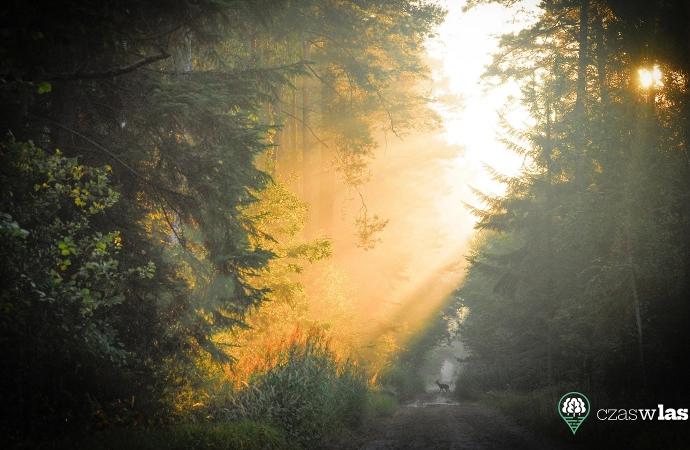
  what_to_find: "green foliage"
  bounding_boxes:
[255,0,444,246]
[453,362,494,402]
[379,363,424,401]
[0,136,152,436]
[456,0,690,410]
[175,421,294,450]
[354,213,389,251]
[0,4,311,425]
[0,0,446,443]
[364,390,399,418]
[0,135,137,355]
[482,388,560,429]
[248,175,333,273]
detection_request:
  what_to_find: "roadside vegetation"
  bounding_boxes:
[0,0,443,447]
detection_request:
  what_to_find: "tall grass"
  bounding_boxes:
[28,326,369,449]
[222,326,368,447]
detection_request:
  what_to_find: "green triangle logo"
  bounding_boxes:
[558,392,590,435]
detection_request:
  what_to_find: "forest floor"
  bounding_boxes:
[328,391,575,450]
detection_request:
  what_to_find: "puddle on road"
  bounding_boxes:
[404,395,461,408]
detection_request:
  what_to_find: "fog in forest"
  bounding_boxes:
[2,0,690,447]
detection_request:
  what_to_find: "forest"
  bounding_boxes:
[0,0,449,447]
[1,0,690,448]
[453,0,690,446]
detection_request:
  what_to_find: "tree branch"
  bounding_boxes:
[305,30,403,140]
[28,115,194,201]
[45,52,171,81]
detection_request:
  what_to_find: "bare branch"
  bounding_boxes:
[281,109,387,249]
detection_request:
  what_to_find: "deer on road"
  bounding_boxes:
[435,380,450,394]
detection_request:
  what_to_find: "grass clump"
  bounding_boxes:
[223,326,368,447]
[482,388,561,430]
[365,390,399,418]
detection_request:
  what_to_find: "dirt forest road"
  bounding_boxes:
[331,391,574,450]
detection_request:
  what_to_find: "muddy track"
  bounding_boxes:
[329,391,574,450]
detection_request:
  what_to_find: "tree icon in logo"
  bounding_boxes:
[558,392,590,435]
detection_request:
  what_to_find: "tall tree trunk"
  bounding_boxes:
[574,0,589,189]
[273,87,282,163]
[291,78,298,157]
[625,214,645,387]
[545,99,554,386]
[594,10,608,106]
[319,73,336,236]
[625,84,651,388]
[543,98,556,385]
[302,42,313,238]
[277,76,298,179]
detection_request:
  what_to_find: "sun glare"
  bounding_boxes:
[428,0,540,198]
[639,65,663,89]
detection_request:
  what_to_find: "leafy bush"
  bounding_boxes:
[454,380,484,402]
[0,137,153,437]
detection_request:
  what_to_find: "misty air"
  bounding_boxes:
[1,0,689,448]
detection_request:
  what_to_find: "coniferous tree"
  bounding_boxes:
[456,0,690,398]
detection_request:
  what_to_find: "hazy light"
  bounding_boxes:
[427,0,540,200]
[639,65,663,89]
[324,0,544,366]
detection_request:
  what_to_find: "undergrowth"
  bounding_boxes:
[365,390,399,418]
[379,363,424,401]
[32,420,293,450]
[220,326,368,447]
[24,326,370,449]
